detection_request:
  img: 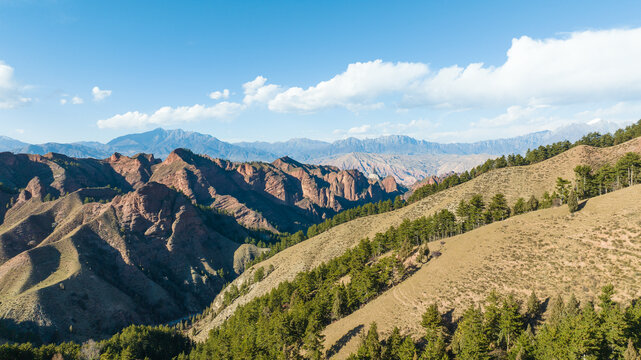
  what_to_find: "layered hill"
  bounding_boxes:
[149,150,402,233]
[0,150,400,234]
[323,184,641,358]
[0,182,252,343]
[0,149,401,342]
[0,151,158,222]
[188,136,641,342]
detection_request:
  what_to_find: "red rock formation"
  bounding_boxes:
[104,152,159,189]
[18,177,48,202]
[151,150,401,232]
[0,149,402,233]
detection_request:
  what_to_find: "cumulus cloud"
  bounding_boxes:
[209,89,230,100]
[60,94,84,105]
[0,61,31,109]
[96,27,641,136]
[242,76,280,105]
[268,60,428,112]
[97,101,244,129]
[410,28,641,107]
[347,124,371,135]
[92,86,112,101]
[244,28,641,114]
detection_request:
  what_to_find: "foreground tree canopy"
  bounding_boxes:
[349,285,641,360]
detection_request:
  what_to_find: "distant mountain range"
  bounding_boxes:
[0,120,622,185]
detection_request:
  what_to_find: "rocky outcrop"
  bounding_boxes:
[0,151,155,196]
[0,150,402,233]
[104,152,159,189]
[381,175,400,193]
[18,177,50,202]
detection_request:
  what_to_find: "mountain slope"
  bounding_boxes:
[0,136,28,152]
[188,136,641,342]
[0,150,398,234]
[0,182,257,343]
[237,133,549,161]
[13,143,114,159]
[323,184,641,358]
[0,149,402,342]
[0,151,160,223]
[236,120,622,161]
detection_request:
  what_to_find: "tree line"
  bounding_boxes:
[408,119,641,204]
[0,325,193,360]
[245,196,407,267]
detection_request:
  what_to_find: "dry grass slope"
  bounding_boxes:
[323,184,641,359]
[188,137,641,341]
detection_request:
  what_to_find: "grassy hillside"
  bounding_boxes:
[323,183,641,358]
[188,136,641,341]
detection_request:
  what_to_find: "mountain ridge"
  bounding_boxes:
[0,148,401,342]
[1,120,622,186]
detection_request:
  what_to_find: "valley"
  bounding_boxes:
[1,122,641,359]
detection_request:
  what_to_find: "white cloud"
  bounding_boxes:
[0,61,31,109]
[242,76,281,105]
[347,124,371,135]
[92,86,112,101]
[95,27,641,138]
[60,94,84,105]
[209,89,230,100]
[268,60,428,112]
[97,101,244,129]
[238,27,641,114]
[410,28,641,107]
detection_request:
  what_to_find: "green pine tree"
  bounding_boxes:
[498,294,523,350]
[452,306,490,360]
[398,336,416,360]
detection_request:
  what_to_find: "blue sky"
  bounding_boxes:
[1,0,641,144]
